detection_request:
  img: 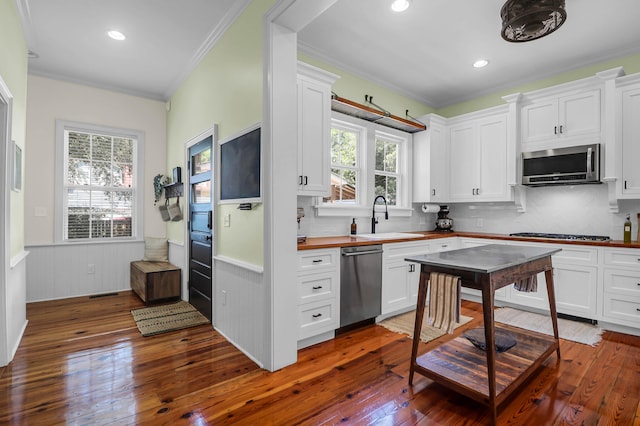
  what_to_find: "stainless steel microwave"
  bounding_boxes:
[522,143,601,186]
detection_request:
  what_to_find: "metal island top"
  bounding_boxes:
[405,243,562,274]
[406,243,562,425]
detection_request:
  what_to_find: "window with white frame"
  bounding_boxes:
[56,120,143,241]
[323,120,363,205]
[374,133,402,206]
[319,113,411,216]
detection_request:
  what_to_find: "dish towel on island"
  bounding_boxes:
[513,275,538,292]
[428,272,461,334]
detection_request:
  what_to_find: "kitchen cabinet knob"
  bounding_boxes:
[312,313,322,318]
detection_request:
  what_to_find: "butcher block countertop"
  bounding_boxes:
[298,231,640,250]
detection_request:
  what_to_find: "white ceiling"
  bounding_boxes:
[19,0,249,100]
[18,0,640,106]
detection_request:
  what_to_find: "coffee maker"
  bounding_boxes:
[434,205,453,232]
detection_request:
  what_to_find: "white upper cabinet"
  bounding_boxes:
[297,62,339,196]
[617,78,640,197]
[412,114,448,203]
[448,112,512,202]
[521,88,601,150]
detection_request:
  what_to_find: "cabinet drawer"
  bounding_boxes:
[298,300,338,339]
[603,268,640,297]
[298,248,339,272]
[603,293,640,325]
[552,246,598,265]
[298,271,337,304]
[383,240,430,260]
[604,249,640,269]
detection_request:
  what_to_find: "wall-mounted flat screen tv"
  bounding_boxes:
[218,123,261,204]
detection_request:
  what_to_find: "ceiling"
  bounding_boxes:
[19,0,249,100]
[18,0,640,107]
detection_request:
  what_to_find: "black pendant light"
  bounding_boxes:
[500,0,566,42]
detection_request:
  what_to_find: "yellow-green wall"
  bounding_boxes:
[437,53,640,117]
[305,52,640,120]
[166,0,275,266]
[299,53,435,119]
[0,0,28,257]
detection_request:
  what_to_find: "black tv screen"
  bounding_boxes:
[219,124,261,203]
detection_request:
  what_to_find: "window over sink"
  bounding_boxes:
[316,112,412,217]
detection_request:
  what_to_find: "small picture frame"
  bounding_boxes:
[12,140,21,192]
[173,166,182,183]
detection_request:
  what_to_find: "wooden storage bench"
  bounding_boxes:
[130,261,181,304]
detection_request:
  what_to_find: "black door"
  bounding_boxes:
[188,137,213,320]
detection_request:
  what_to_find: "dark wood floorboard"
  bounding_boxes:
[1,291,639,425]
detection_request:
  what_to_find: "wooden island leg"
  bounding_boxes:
[544,268,561,359]
[409,269,430,385]
[481,277,498,426]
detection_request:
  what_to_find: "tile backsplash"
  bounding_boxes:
[299,184,640,241]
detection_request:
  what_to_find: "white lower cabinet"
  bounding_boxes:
[602,248,640,328]
[380,238,460,317]
[297,248,340,347]
[381,240,431,316]
[458,238,598,318]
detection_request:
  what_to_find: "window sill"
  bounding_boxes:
[314,204,413,218]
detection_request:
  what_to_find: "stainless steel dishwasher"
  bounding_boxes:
[340,245,383,328]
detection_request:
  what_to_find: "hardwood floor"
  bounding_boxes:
[1,291,639,425]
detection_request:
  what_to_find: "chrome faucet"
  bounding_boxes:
[371,195,388,233]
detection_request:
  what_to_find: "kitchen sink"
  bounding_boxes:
[357,232,423,240]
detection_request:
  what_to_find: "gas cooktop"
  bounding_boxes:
[510,232,611,242]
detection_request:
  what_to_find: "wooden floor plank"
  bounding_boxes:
[2,291,640,425]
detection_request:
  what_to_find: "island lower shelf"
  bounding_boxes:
[413,324,559,406]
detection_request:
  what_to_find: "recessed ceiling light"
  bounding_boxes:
[391,0,410,12]
[473,59,489,68]
[107,30,126,41]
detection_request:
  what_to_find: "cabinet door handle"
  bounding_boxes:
[554,126,558,134]
[432,189,436,196]
[559,125,564,134]
[625,181,628,190]
[409,264,415,272]
[312,259,323,263]
[476,188,480,195]
[312,286,323,290]
[298,175,303,185]
[312,313,322,318]
[304,176,308,186]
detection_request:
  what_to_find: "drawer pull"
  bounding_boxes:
[312,313,322,318]
[312,286,323,290]
[312,259,323,263]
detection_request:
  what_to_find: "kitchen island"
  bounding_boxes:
[406,244,562,425]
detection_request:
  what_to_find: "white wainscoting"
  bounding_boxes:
[5,251,29,365]
[213,258,266,368]
[25,241,145,302]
